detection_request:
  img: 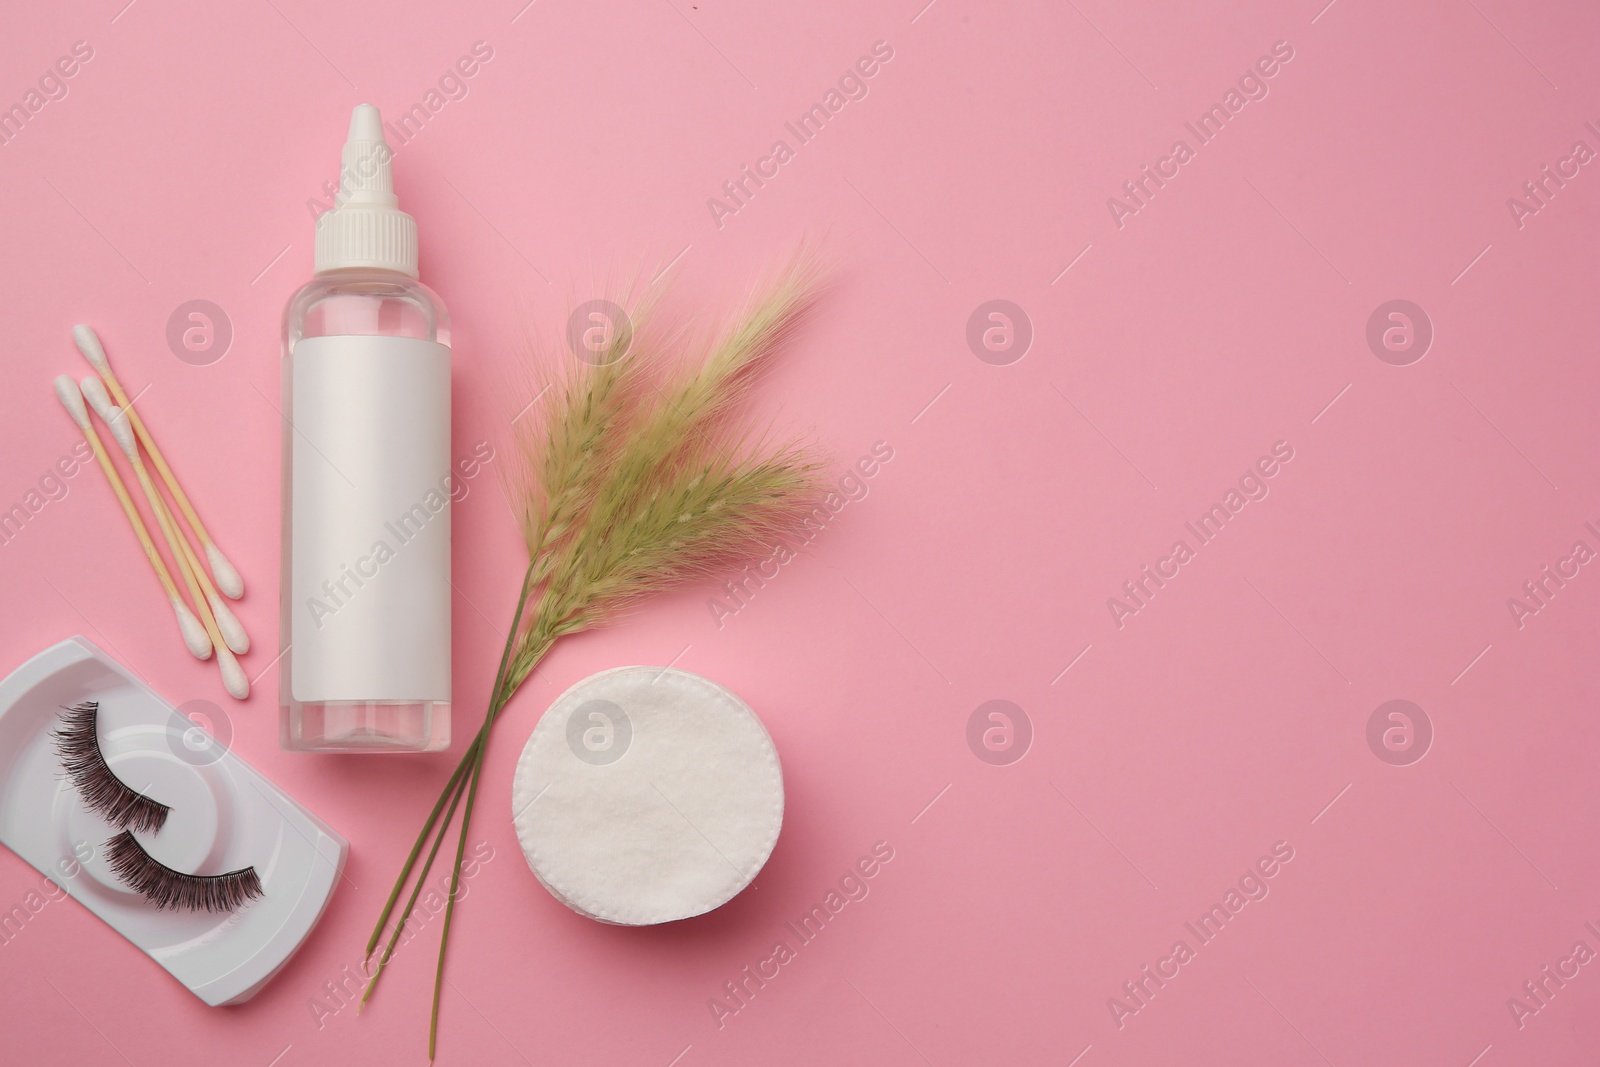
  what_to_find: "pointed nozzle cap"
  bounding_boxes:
[348,102,384,144]
[314,104,418,277]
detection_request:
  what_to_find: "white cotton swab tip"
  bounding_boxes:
[207,592,250,655]
[172,598,213,659]
[207,542,245,600]
[107,414,137,459]
[53,375,91,431]
[77,377,138,471]
[73,324,111,374]
[216,646,249,700]
[79,373,113,417]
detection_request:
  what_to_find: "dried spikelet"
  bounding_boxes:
[502,251,828,662]
[506,281,658,558]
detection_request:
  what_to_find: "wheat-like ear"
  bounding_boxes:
[505,254,828,670]
[675,246,828,430]
[507,281,666,560]
[562,253,824,548]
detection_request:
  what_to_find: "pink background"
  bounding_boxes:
[2,0,1598,1064]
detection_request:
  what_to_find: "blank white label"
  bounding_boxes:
[289,335,451,703]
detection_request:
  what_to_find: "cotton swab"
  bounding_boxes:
[81,376,251,658]
[53,376,212,661]
[72,325,245,599]
[93,396,250,701]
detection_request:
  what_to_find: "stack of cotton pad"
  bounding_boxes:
[511,666,783,925]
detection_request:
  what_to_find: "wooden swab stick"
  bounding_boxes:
[53,376,213,662]
[72,325,245,599]
[85,387,250,701]
[81,376,251,658]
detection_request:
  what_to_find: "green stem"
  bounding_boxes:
[424,540,551,1060]
[360,763,472,1008]
[364,739,481,959]
[426,632,554,1058]
[429,725,487,1060]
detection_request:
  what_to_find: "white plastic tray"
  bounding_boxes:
[0,636,347,1005]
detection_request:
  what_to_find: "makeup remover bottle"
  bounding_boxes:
[280,104,451,752]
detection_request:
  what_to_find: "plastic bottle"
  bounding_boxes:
[279,104,451,752]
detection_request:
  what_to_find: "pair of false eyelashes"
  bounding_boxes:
[54,702,262,913]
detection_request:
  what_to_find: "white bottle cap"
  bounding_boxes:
[314,104,419,277]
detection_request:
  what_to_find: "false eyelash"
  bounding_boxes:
[53,701,171,834]
[104,830,263,912]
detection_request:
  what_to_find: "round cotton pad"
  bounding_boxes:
[511,666,783,925]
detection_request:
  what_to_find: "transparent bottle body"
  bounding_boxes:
[279,268,452,752]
